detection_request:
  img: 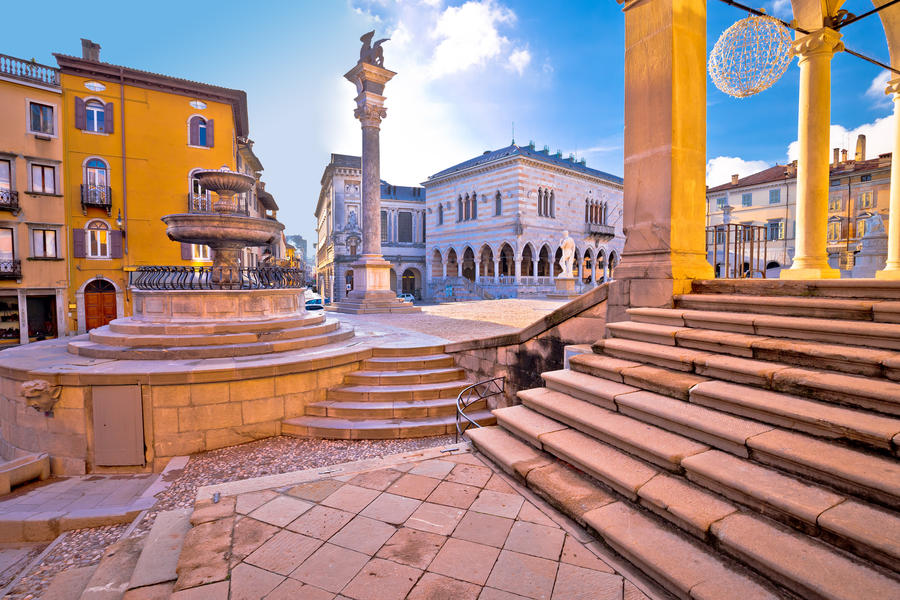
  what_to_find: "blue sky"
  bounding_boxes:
[2,0,895,245]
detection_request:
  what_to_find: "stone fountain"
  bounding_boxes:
[67,168,354,359]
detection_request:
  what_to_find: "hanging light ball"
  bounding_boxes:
[709,14,794,98]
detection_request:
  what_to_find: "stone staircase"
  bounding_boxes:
[282,345,496,439]
[468,285,900,599]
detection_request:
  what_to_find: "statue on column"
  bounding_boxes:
[558,230,576,278]
[359,31,390,67]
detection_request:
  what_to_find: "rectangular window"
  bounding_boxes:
[0,160,10,191]
[828,196,842,211]
[858,219,868,238]
[858,192,875,209]
[29,102,54,135]
[827,221,841,241]
[741,193,752,207]
[32,229,57,258]
[767,221,784,240]
[715,197,726,210]
[0,228,13,260]
[191,244,210,260]
[861,174,872,182]
[31,165,55,194]
[380,210,388,243]
[398,212,412,243]
[769,189,781,204]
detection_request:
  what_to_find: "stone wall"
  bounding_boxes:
[446,283,609,406]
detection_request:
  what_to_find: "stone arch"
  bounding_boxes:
[582,248,594,284]
[431,248,444,278]
[554,247,563,277]
[462,247,476,281]
[538,244,552,277]
[389,268,398,292]
[608,250,619,280]
[498,242,515,277]
[521,242,536,278]
[479,244,495,278]
[76,275,124,334]
[401,267,421,297]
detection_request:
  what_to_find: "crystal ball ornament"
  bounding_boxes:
[709,15,794,98]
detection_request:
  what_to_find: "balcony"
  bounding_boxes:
[81,185,112,215]
[587,223,615,238]
[0,54,59,87]
[0,260,22,280]
[0,190,19,214]
[187,193,249,216]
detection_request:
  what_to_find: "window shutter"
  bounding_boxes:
[189,117,199,146]
[206,119,214,147]
[104,103,114,134]
[181,243,191,260]
[110,231,123,258]
[73,228,85,258]
[74,97,86,130]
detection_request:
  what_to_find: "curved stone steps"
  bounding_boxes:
[305,396,485,419]
[107,312,323,335]
[89,320,340,348]
[282,409,495,440]
[362,353,456,371]
[69,324,354,359]
[325,379,473,402]
[344,367,466,385]
[370,345,446,357]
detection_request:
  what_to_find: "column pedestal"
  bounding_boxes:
[548,277,580,300]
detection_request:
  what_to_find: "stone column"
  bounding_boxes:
[614,0,712,313]
[514,255,521,284]
[493,259,500,282]
[475,260,481,283]
[591,255,598,284]
[532,259,538,278]
[878,77,900,279]
[457,260,463,278]
[782,28,843,279]
[442,261,447,278]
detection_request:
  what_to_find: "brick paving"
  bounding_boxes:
[173,448,651,599]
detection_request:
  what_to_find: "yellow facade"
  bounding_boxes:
[0,56,67,345]
[57,53,248,333]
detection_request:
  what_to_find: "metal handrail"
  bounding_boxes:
[131,265,306,290]
[456,376,505,441]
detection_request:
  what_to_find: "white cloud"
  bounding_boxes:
[866,71,892,108]
[787,114,896,162]
[766,0,792,19]
[706,156,770,187]
[507,48,531,75]
[429,0,516,78]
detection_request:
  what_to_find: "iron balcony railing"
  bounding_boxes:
[0,190,19,213]
[587,223,616,237]
[456,376,505,441]
[706,223,769,279]
[187,193,250,216]
[81,184,112,210]
[131,265,306,290]
[0,54,59,86]
[0,259,22,279]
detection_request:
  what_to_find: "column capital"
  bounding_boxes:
[792,28,843,60]
[354,104,387,128]
[886,76,900,98]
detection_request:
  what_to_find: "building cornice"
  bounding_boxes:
[423,154,624,190]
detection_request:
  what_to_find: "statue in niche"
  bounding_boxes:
[359,31,390,68]
[347,210,358,230]
[558,230,576,278]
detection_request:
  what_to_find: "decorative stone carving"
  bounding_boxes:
[558,230,576,278]
[865,213,886,235]
[359,30,390,68]
[347,210,358,229]
[20,380,62,415]
[354,104,388,128]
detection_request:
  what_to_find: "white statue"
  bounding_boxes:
[558,230,575,278]
[865,213,886,236]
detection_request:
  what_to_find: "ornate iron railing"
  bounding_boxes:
[707,223,769,279]
[131,266,306,290]
[187,193,250,216]
[456,376,505,442]
[0,190,19,213]
[0,259,22,279]
[81,184,112,208]
[0,54,59,86]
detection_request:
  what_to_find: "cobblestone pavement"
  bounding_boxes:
[334,298,565,342]
[174,446,650,600]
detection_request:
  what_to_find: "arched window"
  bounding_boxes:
[86,221,110,258]
[471,192,477,220]
[549,190,555,218]
[538,188,544,216]
[457,196,463,222]
[438,204,444,225]
[85,100,105,133]
[188,115,214,147]
[464,194,470,221]
[495,191,502,216]
[585,199,590,223]
[189,170,211,212]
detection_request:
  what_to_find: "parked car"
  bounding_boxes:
[305,298,325,311]
[398,293,415,303]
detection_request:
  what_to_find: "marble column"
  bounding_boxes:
[591,255,598,284]
[514,256,521,284]
[878,77,900,279]
[782,28,843,280]
[475,260,481,283]
[442,261,447,278]
[532,259,538,278]
[493,259,500,282]
[457,260,463,278]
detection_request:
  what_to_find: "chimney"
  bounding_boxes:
[834,147,840,166]
[731,174,739,185]
[80,38,101,61]
[855,134,866,161]
[841,149,848,162]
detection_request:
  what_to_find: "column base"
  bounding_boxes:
[875,267,900,280]
[547,277,580,299]
[335,256,421,314]
[780,265,841,280]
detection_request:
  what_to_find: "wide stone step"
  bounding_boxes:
[521,386,709,472]
[80,535,146,600]
[675,293,881,321]
[361,353,455,371]
[127,508,192,592]
[69,325,354,359]
[569,353,707,401]
[629,307,900,351]
[305,396,484,419]
[107,312,323,335]
[326,379,472,402]
[371,345,446,357]
[343,366,466,385]
[594,335,900,416]
[282,409,495,439]
[90,320,340,348]
[690,278,900,303]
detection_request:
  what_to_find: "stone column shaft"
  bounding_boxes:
[878,78,900,279]
[361,122,382,256]
[782,28,842,280]
[514,256,521,283]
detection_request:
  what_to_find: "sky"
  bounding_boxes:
[2,0,896,246]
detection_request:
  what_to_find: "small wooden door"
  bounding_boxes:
[84,280,117,331]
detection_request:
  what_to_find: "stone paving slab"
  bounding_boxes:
[174,443,657,600]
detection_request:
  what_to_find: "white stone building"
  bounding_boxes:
[314,154,425,302]
[422,143,624,300]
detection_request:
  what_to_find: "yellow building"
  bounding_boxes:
[55,40,257,333]
[0,53,68,346]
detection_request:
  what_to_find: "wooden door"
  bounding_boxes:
[85,289,117,331]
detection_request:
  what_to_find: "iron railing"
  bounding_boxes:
[0,54,59,86]
[456,376,505,441]
[706,224,769,279]
[0,190,19,213]
[187,193,250,216]
[0,259,21,279]
[81,184,112,211]
[131,265,306,290]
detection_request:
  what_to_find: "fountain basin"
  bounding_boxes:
[163,213,283,247]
